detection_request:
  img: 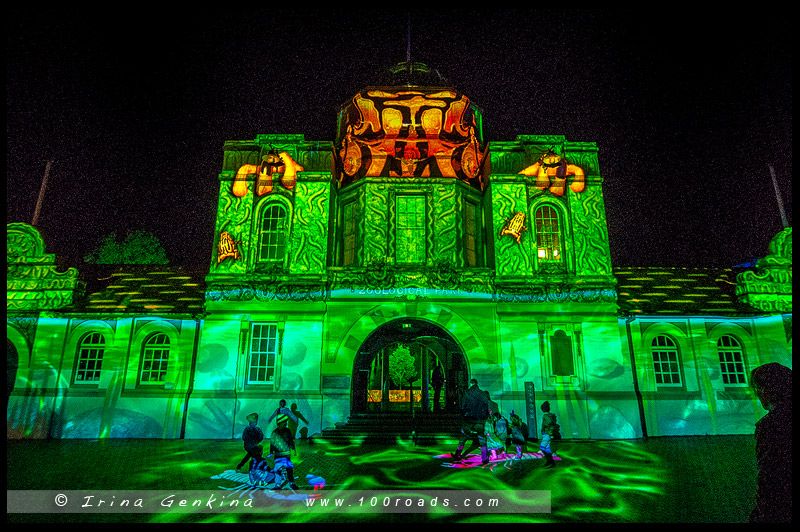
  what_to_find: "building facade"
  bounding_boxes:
[7,63,792,440]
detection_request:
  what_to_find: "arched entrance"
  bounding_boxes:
[351,318,468,415]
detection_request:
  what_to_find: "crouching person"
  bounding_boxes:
[248,445,276,488]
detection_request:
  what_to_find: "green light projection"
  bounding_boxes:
[5,70,792,451]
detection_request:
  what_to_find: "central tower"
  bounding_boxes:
[331,61,490,274]
[199,60,622,440]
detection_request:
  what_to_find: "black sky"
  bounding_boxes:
[7,9,792,269]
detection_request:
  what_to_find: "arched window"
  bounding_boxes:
[534,205,562,262]
[651,335,681,386]
[259,203,288,263]
[75,333,105,383]
[717,335,747,385]
[141,333,170,383]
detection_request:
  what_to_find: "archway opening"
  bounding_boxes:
[351,318,468,416]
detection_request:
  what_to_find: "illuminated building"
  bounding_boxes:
[7,63,792,440]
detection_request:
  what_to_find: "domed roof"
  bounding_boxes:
[371,62,452,88]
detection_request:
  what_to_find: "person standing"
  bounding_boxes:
[235,412,264,472]
[509,411,529,459]
[486,410,509,460]
[749,363,792,523]
[270,412,299,490]
[267,399,299,426]
[432,365,445,413]
[540,401,560,468]
[452,378,490,464]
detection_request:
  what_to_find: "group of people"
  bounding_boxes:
[452,378,560,467]
[229,364,790,522]
[235,399,306,490]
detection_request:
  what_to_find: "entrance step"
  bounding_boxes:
[313,413,465,445]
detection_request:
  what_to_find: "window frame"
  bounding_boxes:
[540,323,584,390]
[247,323,281,385]
[257,201,289,264]
[533,204,563,263]
[394,194,427,265]
[74,332,106,384]
[341,200,358,266]
[717,334,748,387]
[464,199,482,267]
[651,334,683,388]
[139,332,170,385]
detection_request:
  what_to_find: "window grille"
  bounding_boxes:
[76,333,105,383]
[651,335,682,386]
[248,323,279,384]
[141,333,169,383]
[259,204,288,262]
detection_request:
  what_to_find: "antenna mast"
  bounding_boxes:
[768,165,789,228]
[407,12,411,63]
[32,160,52,227]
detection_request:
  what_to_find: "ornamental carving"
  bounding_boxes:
[7,223,81,311]
[736,227,792,313]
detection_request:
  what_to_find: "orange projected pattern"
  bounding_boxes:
[217,231,241,263]
[500,212,528,244]
[519,150,585,196]
[337,89,486,188]
[367,390,423,402]
[233,152,304,197]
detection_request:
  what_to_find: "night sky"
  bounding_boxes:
[7,9,792,269]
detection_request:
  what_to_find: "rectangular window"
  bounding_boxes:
[342,202,357,266]
[248,323,279,384]
[396,195,426,264]
[719,351,746,385]
[465,201,479,267]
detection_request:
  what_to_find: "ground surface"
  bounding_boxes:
[7,434,758,523]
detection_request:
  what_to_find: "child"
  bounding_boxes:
[236,412,264,472]
[270,413,299,489]
[509,411,528,459]
[486,410,508,460]
[267,399,299,426]
[540,401,560,468]
[247,444,276,488]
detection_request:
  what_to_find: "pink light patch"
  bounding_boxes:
[436,451,562,468]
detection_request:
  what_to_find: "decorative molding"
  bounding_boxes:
[7,223,81,312]
[736,228,792,313]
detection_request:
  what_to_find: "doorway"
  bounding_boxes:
[351,318,468,415]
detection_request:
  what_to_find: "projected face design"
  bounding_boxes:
[518,150,585,196]
[336,89,485,188]
[232,151,305,198]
